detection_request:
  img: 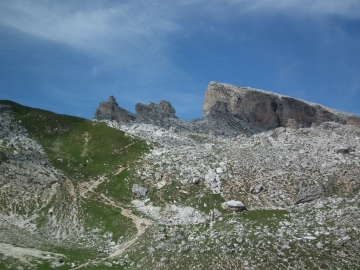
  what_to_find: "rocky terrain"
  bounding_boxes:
[1,82,360,269]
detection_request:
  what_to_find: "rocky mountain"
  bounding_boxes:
[203,81,360,130]
[94,96,135,122]
[1,82,360,269]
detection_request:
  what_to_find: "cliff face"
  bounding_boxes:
[94,96,135,122]
[94,96,177,123]
[135,100,176,119]
[203,81,360,130]
[95,82,360,133]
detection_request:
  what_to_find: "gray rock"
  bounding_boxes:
[302,236,316,240]
[222,200,247,212]
[160,257,169,263]
[154,172,162,180]
[205,171,217,183]
[269,255,278,262]
[286,119,298,129]
[202,81,360,130]
[136,100,177,119]
[295,185,326,204]
[132,184,148,197]
[179,245,191,252]
[192,177,201,184]
[94,96,135,122]
[335,147,355,154]
[250,184,263,194]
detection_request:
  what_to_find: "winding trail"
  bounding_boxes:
[99,193,152,259]
[74,164,152,269]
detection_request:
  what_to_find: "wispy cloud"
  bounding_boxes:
[1,0,358,64]
[0,0,185,88]
[0,1,179,56]
[183,0,360,18]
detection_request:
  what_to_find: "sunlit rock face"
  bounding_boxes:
[203,81,360,130]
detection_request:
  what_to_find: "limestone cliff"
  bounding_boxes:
[203,81,360,130]
[94,96,135,122]
[135,100,177,119]
[94,96,177,123]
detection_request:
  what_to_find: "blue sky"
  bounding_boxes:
[1,0,359,120]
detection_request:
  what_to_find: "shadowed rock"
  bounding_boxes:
[295,185,326,204]
[94,97,177,123]
[94,96,135,122]
[135,100,176,119]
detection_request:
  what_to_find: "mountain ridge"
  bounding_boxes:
[1,82,360,269]
[95,81,360,134]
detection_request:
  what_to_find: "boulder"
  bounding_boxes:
[192,177,201,184]
[250,184,263,194]
[154,172,162,180]
[222,200,247,212]
[132,184,148,197]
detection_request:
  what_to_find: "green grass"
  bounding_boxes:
[95,169,135,205]
[0,100,149,269]
[81,197,137,243]
[0,100,148,181]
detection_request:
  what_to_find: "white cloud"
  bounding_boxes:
[188,0,360,18]
[0,1,180,62]
[0,0,358,61]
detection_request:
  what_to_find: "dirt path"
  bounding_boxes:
[74,182,152,269]
[99,193,152,259]
[81,131,90,157]
[78,174,106,197]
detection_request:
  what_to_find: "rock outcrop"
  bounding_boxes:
[203,81,360,130]
[135,100,176,119]
[94,96,135,122]
[95,82,360,139]
[222,201,247,212]
[94,97,177,123]
[295,185,326,204]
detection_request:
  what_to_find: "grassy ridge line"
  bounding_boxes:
[0,100,148,182]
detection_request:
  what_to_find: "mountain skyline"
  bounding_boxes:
[1,0,360,120]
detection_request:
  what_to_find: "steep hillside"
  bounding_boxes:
[1,82,360,270]
[0,101,149,269]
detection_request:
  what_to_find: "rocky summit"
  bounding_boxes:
[1,82,360,269]
[203,81,360,130]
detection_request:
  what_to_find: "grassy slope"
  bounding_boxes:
[0,101,149,269]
